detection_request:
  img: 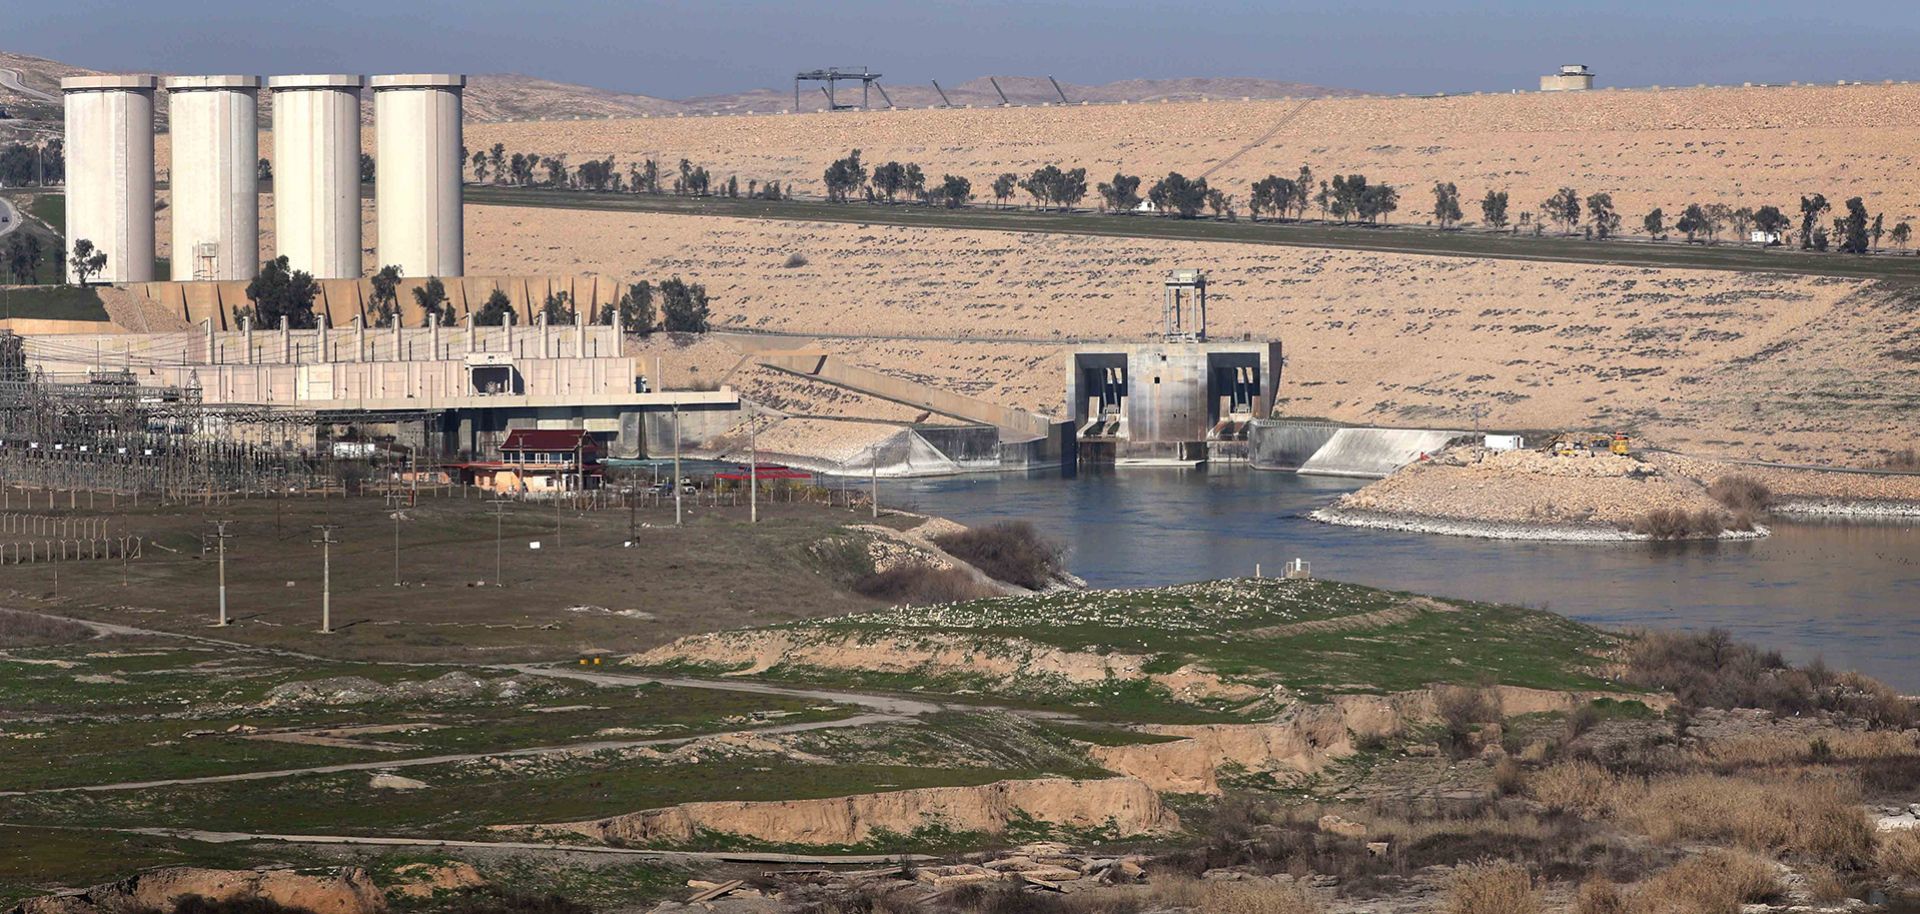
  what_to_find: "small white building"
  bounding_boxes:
[1485,434,1526,452]
[1750,230,1782,246]
[1540,65,1595,92]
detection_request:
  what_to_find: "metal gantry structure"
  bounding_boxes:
[795,67,885,111]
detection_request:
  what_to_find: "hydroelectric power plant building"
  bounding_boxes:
[38,70,740,470]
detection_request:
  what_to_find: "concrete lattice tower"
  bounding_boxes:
[61,75,158,284]
[164,76,260,281]
[268,74,365,279]
[372,74,465,278]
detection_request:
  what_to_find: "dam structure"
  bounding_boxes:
[1067,270,1282,466]
[268,74,365,279]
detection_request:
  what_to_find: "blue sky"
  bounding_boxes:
[11,0,1920,99]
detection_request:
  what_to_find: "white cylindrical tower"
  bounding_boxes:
[268,74,364,279]
[165,75,260,281]
[61,75,157,284]
[372,74,465,278]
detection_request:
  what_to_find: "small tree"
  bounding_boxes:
[1148,172,1209,218]
[1205,188,1234,219]
[1839,197,1870,254]
[1892,221,1912,253]
[937,174,970,209]
[1480,190,1510,231]
[488,143,505,184]
[871,161,905,202]
[475,288,515,326]
[67,238,108,285]
[1643,208,1666,240]
[1249,175,1295,222]
[823,150,867,203]
[1753,205,1789,244]
[1702,203,1731,244]
[903,164,926,202]
[613,280,655,331]
[257,158,273,182]
[359,153,375,183]
[659,277,710,333]
[1731,206,1754,243]
[1542,187,1580,234]
[411,277,455,326]
[369,264,404,328]
[1431,182,1463,229]
[1871,212,1884,252]
[1585,192,1620,239]
[240,256,319,329]
[1097,173,1143,213]
[991,172,1017,209]
[539,289,576,324]
[1675,204,1708,243]
[1798,194,1829,250]
[469,149,487,183]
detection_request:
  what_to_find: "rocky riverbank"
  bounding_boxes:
[1310,505,1769,543]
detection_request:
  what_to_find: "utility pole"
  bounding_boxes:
[488,498,509,587]
[870,448,879,519]
[672,405,682,526]
[311,524,336,633]
[749,416,758,524]
[208,520,231,626]
[384,491,405,586]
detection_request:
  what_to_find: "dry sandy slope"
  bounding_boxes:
[466,83,1920,224]
[468,205,1920,464]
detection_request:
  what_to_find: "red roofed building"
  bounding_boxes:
[453,428,602,493]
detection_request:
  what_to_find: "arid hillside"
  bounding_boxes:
[467,82,1920,227]
[467,205,1920,465]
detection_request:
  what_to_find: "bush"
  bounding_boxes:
[1570,878,1627,914]
[1631,507,1724,539]
[932,521,1063,590]
[1878,828,1920,881]
[1623,629,1917,724]
[1707,475,1773,513]
[0,607,94,648]
[853,564,994,604]
[784,252,809,268]
[1527,760,1619,817]
[1443,861,1540,914]
[1624,773,1873,865]
[1628,850,1779,914]
[1193,882,1322,914]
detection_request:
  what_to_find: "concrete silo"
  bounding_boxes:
[61,75,157,284]
[164,75,260,281]
[268,74,364,279]
[371,74,465,278]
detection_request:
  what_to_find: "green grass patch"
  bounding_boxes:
[0,825,273,905]
[0,284,108,321]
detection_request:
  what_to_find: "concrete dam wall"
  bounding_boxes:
[1250,420,1464,478]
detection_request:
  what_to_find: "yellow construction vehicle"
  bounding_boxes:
[1609,433,1631,456]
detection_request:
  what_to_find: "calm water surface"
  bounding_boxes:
[873,465,1920,690]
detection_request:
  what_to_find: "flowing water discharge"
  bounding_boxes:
[877,465,1920,690]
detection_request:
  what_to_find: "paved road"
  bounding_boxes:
[0,68,57,103]
[0,196,19,240]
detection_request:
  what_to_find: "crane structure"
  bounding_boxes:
[794,67,885,112]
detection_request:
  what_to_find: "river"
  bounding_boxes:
[873,465,1920,691]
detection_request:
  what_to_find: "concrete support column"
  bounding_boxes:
[371,74,465,278]
[164,76,259,281]
[268,75,364,279]
[61,75,157,283]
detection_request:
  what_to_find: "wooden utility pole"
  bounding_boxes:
[311,524,336,633]
[672,405,683,527]
[749,416,758,524]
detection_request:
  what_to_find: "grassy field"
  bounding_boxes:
[635,578,1627,718]
[468,186,1920,282]
[0,283,108,320]
[1,488,891,662]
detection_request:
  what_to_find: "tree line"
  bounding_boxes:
[462,143,783,201]
[231,259,712,333]
[0,141,63,187]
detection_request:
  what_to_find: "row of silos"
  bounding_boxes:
[60,73,466,285]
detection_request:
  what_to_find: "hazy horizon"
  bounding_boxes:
[8,0,1920,100]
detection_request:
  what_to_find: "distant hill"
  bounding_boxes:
[2,49,1361,128]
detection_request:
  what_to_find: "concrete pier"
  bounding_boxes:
[60,75,157,283]
[164,76,259,281]
[268,74,364,279]
[372,74,465,278]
